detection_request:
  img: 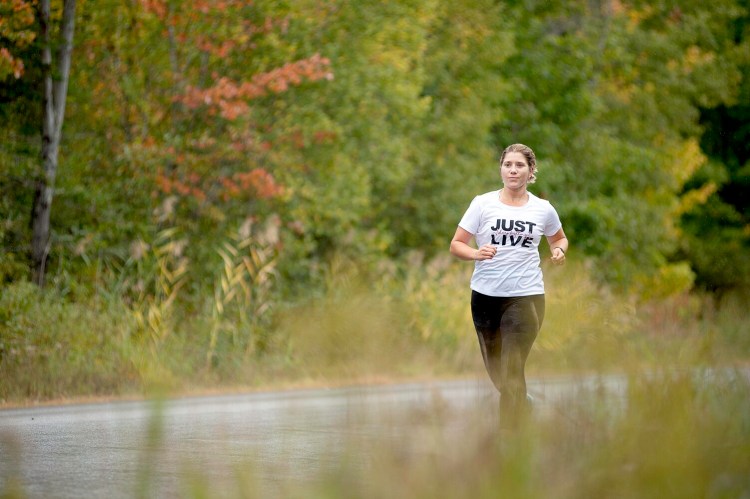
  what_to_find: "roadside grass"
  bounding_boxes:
[326,373,750,499]
[3,366,746,498]
[1,254,749,497]
[169,368,750,498]
[0,281,141,401]
[1,257,748,405]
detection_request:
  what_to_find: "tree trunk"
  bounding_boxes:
[30,0,77,286]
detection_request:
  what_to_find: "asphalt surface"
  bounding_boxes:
[0,374,627,498]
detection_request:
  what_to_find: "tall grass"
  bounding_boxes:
[131,227,189,345]
[206,223,277,369]
[0,281,141,401]
[208,369,750,498]
[2,249,750,497]
[1,248,749,404]
[4,367,746,498]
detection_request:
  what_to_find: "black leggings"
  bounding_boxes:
[471,291,545,426]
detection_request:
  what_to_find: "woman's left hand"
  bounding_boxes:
[550,247,566,265]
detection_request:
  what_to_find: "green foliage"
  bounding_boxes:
[0,0,36,84]
[0,132,35,283]
[405,0,516,252]
[490,0,750,291]
[681,199,750,292]
[2,0,750,403]
[684,99,750,292]
[5,0,750,294]
[271,0,436,259]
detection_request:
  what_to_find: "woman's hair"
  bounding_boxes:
[499,143,537,184]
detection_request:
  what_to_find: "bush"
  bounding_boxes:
[0,281,140,402]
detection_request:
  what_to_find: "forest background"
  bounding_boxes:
[1,0,749,405]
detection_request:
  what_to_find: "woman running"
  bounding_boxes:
[450,143,568,428]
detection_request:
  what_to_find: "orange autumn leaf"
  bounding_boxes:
[179,54,333,120]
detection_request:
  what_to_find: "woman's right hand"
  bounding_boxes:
[474,244,497,261]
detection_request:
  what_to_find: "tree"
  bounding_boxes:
[674,0,750,295]
[683,80,750,295]
[59,0,336,294]
[30,0,77,285]
[410,0,515,252]
[490,0,746,294]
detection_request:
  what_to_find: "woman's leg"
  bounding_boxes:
[497,296,541,427]
[471,291,504,392]
[532,294,546,329]
[472,292,545,428]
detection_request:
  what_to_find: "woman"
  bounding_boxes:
[450,143,568,428]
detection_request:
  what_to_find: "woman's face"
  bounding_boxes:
[500,151,532,189]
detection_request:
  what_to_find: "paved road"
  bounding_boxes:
[0,374,626,498]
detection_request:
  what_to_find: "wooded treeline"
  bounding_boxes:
[1,0,749,397]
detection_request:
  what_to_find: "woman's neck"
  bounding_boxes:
[499,187,528,206]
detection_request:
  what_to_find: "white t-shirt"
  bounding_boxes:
[458,190,562,297]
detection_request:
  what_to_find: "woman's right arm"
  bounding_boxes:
[450,227,496,261]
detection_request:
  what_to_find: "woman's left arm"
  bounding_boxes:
[546,228,568,265]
